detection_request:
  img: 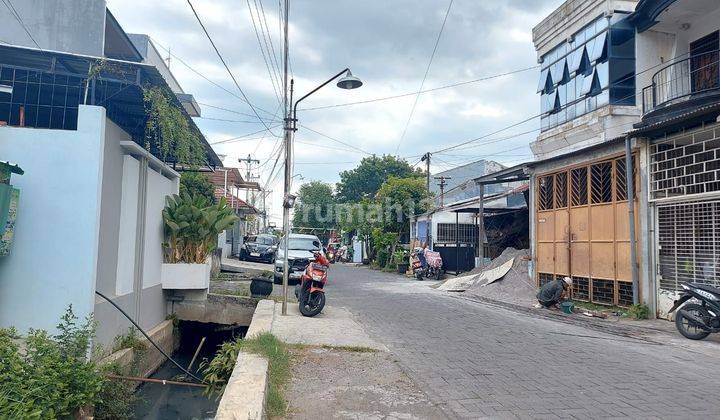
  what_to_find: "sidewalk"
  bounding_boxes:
[270,302,445,419]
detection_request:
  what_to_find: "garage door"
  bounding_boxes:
[535,155,638,306]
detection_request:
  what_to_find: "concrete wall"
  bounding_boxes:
[0,106,105,334]
[93,126,178,349]
[0,0,106,56]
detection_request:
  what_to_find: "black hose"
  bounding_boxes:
[94,290,204,383]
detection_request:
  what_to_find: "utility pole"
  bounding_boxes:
[421,152,431,191]
[239,154,260,201]
[261,189,272,230]
[281,0,291,316]
[434,176,452,207]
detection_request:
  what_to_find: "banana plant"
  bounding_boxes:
[162,193,238,263]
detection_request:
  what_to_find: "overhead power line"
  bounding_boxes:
[298,124,373,156]
[185,0,277,136]
[210,125,284,145]
[246,0,282,106]
[301,65,539,111]
[1,0,43,52]
[395,0,454,154]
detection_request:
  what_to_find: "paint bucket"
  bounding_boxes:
[560,301,575,314]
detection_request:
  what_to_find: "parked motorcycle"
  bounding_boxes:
[668,282,720,340]
[410,247,444,281]
[294,251,329,317]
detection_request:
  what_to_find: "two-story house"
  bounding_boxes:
[627,0,720,317]
[529,0,649,308]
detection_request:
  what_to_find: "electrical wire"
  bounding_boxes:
[1,0,43,52]
[297,124,373,155]
[246,0,282,106]
[210,125,283,145]
[257,0,283,88]
[300,66,539,111]
[185,0,278,136]
[395,0,454,154]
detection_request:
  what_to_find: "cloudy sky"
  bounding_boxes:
[107,0,561,222]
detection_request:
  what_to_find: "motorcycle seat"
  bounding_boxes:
[693,283,720,297]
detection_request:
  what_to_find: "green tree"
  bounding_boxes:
[292,181,335,229]
[335,155,423,203]
[376,176,433,234]
[179,172,216,204]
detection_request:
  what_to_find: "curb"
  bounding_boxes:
[215,299,275,420]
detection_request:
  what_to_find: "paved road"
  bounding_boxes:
[327,264,720,419]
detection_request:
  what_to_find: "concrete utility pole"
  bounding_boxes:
[434,176,452,207]
[281,0,291,316]
[261,189,272,230]
[239,154,260,201]
[421,152,431,191]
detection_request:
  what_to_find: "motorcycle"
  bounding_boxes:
[294,251,329,317]
[668,282,720,340]
[410,247,444,281]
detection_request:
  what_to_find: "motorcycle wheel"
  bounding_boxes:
[434,269,443,281]
[299,292,325,317]
[415,271,423,281]
[675,303,711,340]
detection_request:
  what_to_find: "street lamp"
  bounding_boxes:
[280,68,362,315]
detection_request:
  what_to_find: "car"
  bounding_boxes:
[239,234,278,264]
[273,233,324,285]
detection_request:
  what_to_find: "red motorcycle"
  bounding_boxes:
[295,251,329,317]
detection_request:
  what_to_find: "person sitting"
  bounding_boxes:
[536,276,572,309]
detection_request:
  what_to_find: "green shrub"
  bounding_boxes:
[0,306,104,418]
[162,193,238,263]
[201,333,291,417]
[627,303,650,320]
[94,364,137,420]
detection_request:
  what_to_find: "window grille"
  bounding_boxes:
[590,161,612,203]
[554,172,568,208]
[436,223,478,244]
[0,66,84,130]
[657,200,720,292]
[618,282,633,306]
[539,175,554,210]
[538,273,554,287]
[572,277,590,301]
[592,278,614,304]
[571,167,588,206]
[650,127,720,199]
[614,156,636,201]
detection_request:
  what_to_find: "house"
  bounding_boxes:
[410,183,528,273]
[429,159,509,206]
[0,2,221,348]
[626,0,720,318]
[529,0,646,308]
[207,167,259,258]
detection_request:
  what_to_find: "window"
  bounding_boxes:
[555,172,568,208]
[588,32,608,63]
[590,161,613,203]
[539,175,554,210]
[436,223,478,244]
[571,167,588,206]
[615,156,636,201]
[537,68,552,93]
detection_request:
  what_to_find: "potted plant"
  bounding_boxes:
[250,272,273,298]
[161,194,238,290]
[395,249,410,274]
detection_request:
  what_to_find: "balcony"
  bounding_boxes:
[642,50,720,116]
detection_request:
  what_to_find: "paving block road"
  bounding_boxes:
[325,264,720,419]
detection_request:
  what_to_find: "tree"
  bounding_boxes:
[335,155,424,203]
[292,181,335,229]
[179,172,216,204]
[376,176,433,234]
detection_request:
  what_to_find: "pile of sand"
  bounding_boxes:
[464,248,537,307]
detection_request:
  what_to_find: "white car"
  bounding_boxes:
[273,234,324,285]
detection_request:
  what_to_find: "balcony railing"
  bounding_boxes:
[642,50,720,114]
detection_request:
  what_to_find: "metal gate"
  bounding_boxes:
[657,200,720,292]
[535,155,637,306]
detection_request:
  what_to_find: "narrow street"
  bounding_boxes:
[327,264,720,419]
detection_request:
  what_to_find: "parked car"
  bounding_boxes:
[274,234,324,285]
[239,234,278,263]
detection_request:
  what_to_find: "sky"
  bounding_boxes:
[107,0,562,223]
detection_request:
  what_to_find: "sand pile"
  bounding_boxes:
[464,248,536,307]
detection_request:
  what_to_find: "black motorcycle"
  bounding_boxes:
[668,282,720,340]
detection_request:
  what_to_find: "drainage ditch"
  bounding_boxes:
[131,321,247,419]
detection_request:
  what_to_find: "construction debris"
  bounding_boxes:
[463,248,536,307]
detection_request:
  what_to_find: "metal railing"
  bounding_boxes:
[642,50,720,114]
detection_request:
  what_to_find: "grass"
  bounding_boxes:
[202,333,292,417]
[288,343,378,353]
[238,333,292,417]
[570,300,650,319]
[214,288,250,297]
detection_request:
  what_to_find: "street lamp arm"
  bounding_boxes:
[292,67,350,128]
